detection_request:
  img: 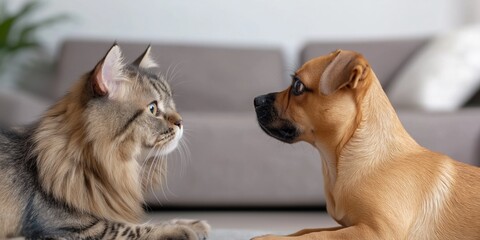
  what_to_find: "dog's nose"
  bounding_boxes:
[254,93,275,107]
[254,95,266,107]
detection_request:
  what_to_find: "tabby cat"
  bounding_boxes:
[0,44,210,239]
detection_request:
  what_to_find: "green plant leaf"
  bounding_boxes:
[10,41,40,51]
[0,17,15,46]
[10,1,40,20]
[0,1,70,86]
[0,1,41,46]
[18,14,70,44]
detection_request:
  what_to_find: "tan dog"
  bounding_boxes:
[253,50,480,240]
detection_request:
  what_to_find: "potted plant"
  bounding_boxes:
[0,1,68,88]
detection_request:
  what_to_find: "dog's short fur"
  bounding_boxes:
[253,50,480,240]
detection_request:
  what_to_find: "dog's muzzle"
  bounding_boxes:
[254,93,299,143]
[254,93,276,126]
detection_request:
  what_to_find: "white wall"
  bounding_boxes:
[9,0,468,66]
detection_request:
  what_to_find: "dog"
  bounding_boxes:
[253,50,480,240]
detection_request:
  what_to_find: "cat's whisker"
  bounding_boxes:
[164,61,178,82]
[141,129,182,206]
[178,138,190,176]
[164,63,173,83]
[145,147,160,197]
[166,63,175,81]
[160,155,177,199]
[158,145,177,203]
[180,129,193,166]
[166,64,190,95]
[182,126,194,137]
[172,137,185,177]
[178,141,186,176]
[184,139,192,164]
[182,139,190,173]
[140,146,158,193]
[141,145,156,167]
[150,152,165,206]
[168,62,183,82]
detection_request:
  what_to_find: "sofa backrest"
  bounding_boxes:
[55,40,285,112]
[399,109,480,167]
[300,38,429,90]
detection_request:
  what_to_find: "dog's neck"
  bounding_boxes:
[318,73,420,223]
[320,73,419,191]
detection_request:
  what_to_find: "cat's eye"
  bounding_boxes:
[148,101,158,115]
[292,79,306,96]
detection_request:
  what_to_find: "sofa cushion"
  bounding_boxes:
[300,38,429,89]
[465,88,480,107]
[145,111,323,207]
[55,40,285,112]
[388,25,480,111]
[146,110,480,207]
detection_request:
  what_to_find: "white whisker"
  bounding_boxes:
[165,63,173,83]
[140,146,158,194]
[179,138,191,176]
[169,62,182,82]
[150,151,165,206]
[161,157,177,198]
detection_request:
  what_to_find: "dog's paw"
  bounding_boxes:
[251,234,284,240]
[144,219,210,240]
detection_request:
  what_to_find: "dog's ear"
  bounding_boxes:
[319,50,369,95]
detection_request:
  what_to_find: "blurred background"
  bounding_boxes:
[2,0,480,238]
[2,0,479,93]
[6,0,473,59]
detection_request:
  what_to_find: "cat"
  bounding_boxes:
[0,44,210,239]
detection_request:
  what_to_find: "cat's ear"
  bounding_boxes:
[132,45,158,69]
[91,43,126,97]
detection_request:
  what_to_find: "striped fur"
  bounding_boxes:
[0,45,210,239]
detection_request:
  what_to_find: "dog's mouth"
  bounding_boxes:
[258,120,299,143]
[255,100,299,143]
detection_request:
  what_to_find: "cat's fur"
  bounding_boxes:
[0,45,210,239]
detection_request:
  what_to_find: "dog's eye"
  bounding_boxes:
[292,80,306,96]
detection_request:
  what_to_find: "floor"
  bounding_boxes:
[146,211,339,239]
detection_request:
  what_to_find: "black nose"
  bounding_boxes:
[254,93,275,107]
[254,96,266,107]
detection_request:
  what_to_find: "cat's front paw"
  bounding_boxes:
[146,219,210,240]
[168,219,210,240]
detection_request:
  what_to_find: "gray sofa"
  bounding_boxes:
[1,38,480,239]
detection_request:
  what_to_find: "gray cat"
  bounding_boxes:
[0,44,210,239]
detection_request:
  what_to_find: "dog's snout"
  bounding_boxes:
[254,93,275,107]
[254,96,266,107]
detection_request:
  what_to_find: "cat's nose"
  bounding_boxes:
[167,112,183,128]
[174,119,183,127]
